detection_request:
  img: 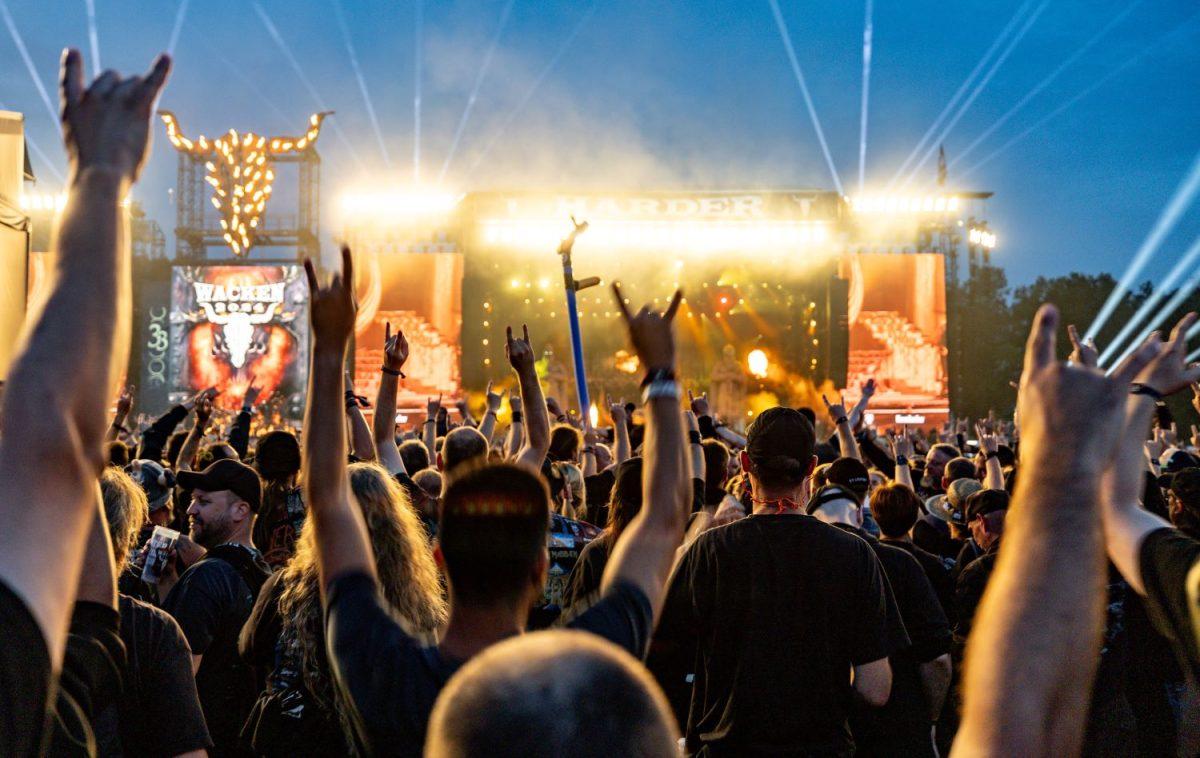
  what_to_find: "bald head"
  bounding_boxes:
[426,630,679,758]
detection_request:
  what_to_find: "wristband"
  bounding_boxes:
[835,416,848,426]
[511,411,524,423]
[640,367,677,388]
[423,418,436,426]
[896,455,908,467]
[688,430,702,445]
[582,445,596,456]
[642,379,682,403]
[985,451,1000,461]
[381,365,405,378]
[556,414,569,423]
[1130,383,1163,400]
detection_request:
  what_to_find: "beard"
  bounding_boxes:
[190,511,234,548]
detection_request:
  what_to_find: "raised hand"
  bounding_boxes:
[546,396,565,420]
[611,283,681,371]
[59,49,171,183]
[115,384,134,417]
[426,394,442,419]
[688,390,711,417]
[1067,324,1099,368]
[1131,313,1200,398]
[485,381,504,414]
[822,394,848,423]
[244,376,264,408]
[383,322,409,373]
[509,393,523,416]
[975,422,998,454]
[305,246,357,346]
[861,377,877,399]
[609,401,627,425]
[889,427,914,459]
[195,394,214,426]
[505,324,535,372]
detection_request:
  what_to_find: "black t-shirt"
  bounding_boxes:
[584,468,616,526]
[94,595,211,757]
[162,545,270,756]
[0,580,55,757]
[953,542,999,643]
[1138,527,1200,684]
[649,514,904,756]
[911,513,961,562]
[561,532,613,612]
[881,537,956,621]
[325,570,653,757]
[839,526,950,756]
[52,602,127,757]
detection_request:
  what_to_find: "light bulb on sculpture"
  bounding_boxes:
[747,349,769,379]
[159,110,331,257]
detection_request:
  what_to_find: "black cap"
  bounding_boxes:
[746,407,815,488]
[964,488,1008,522]
[177,458,262,513]
[825,457,870,502]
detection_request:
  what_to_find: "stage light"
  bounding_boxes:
[18,192,66,212]
[748,349,769,379]
[849,193,962,215]
[589,403,599,428]
[968,227,997,248]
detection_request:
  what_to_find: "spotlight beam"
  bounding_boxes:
[333,0,390,167]
[251,1,365,172]
[950,0,1142,170]
[438,0,516,185]
[886,0,1035,190]
[0,0,61,128]
[462,1,600,182]
[958,14,1200,181]
[413,0,423,183]
[167,0,190,56]
[767,0,843,196]
[1099,233,1200,366]
[1104,235,1200,370]
[857,0,873,193]
[1085,149,1200,342]
[900,0,1049,188]
[83,0,100,76]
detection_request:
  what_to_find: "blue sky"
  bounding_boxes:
[1,0,1198,284]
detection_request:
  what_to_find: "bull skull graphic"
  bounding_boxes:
[159,111,330,256]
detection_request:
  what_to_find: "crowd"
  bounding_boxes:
[2,48,1200,758]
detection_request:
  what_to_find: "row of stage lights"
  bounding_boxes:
[847,193,962,214]
[480,219,831,252]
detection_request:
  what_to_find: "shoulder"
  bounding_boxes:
[874,541,925,577]
[119,593,192,651]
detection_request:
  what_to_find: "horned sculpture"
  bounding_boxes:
[159,111,331,256]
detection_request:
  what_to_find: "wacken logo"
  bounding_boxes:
[192,282,285,369]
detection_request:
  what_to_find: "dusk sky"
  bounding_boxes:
[2,0,1198,285]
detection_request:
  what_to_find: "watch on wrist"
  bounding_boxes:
[1130,383,1164,400]
[642,379,682,403]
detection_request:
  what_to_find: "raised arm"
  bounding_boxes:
[344,372,376,462]
[954,305,1161,757]
[1100,314,1200,595]
[176,393,214,472]
[888,431,915,491]
[506,393,524,459]
[600,285,689,619]
[104,384,133,443]
[303,248,375,592]
[976,423,1005,491]
[684,409,704,484]
[478,381,503,443]
[423,394,440,463]
[824,394,861,461]
[508,325,550,470]
[372,322,408,476]
[609,401,631,464]
[0,50,168,668]
[227,382,260,461]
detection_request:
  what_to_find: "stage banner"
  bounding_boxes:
[169,265,309,418]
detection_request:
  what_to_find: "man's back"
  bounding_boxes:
[650,514,900,756]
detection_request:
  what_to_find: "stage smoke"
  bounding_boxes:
[858,0,873,193]
[900,0,1049,188]
[950,0,1141,171]
[1101,233,1200,368]
[886,0,1036,190]
[438,0,516,185]
[463,1,600,181]
[1085,149,1200,342]
[768,0,843,195]
[333,0,390,167]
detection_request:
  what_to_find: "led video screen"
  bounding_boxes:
[169,265,309,415]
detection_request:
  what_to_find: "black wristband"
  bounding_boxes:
[688,430,702,445]
[896,455,908,466]
[835,416,848,426]
[1130,383,1163,400]
[511,411,524,423]
[640,367,676,388]
[381,365,405,378]
[985,450,1000,461]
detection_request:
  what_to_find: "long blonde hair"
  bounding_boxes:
[277,462,447,724]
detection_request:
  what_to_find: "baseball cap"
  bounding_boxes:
[1161,449,1199,476]
[946,478,984,524]
[805,484,858,515]
[745,407,815,487]
[125,459,176,512]
[965,489,1009,522]
[825,457,870,502]
[177,458,262,512]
